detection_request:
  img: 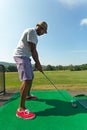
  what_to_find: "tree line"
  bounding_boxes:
[5,63,87,72]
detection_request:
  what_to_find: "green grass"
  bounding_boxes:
[5,70,87,91]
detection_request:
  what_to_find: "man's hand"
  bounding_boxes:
[35,63,43,72]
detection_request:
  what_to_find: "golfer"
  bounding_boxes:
[13,21,48,119]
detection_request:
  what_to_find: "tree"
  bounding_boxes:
[7,65,17,72]
[46,65,55,71]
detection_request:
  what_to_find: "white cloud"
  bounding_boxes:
[57,0,87,7]
[80,18,87,26]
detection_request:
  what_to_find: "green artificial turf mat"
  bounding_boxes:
[75,94,87,110]
[0,90,87,130]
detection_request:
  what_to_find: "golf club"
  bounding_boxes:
[42,71,77,108]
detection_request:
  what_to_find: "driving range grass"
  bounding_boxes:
[5,70,87,91]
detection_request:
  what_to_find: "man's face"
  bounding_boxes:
[36,26,46,36]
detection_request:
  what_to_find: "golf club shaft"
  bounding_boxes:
[42,71,76,102]
[42,72,58,90]
[42,71,68,100]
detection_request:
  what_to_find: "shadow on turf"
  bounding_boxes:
[35,99,87,116]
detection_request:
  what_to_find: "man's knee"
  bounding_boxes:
[23,80,32,86]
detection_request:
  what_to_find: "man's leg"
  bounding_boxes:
[19,80,32,110]
[16,79,35,119]
[26,78,37,100]
[26,78,33,98]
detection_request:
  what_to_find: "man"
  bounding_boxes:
[13,21,48,119]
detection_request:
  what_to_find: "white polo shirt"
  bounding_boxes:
[13,28,38,58]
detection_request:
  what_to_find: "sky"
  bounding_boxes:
[0,0,87,66]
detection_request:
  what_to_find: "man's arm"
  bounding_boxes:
[29,42,43,72]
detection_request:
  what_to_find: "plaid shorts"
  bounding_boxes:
[14,56,34,81]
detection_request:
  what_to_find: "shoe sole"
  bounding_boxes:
[26,97,37,100]
[16,114,35,120]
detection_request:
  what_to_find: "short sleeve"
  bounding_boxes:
[27,29,38,45]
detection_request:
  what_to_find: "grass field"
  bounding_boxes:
[5,70,87,91]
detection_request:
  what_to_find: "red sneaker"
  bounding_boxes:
[26,95,37,100]
[16,109,35,119]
